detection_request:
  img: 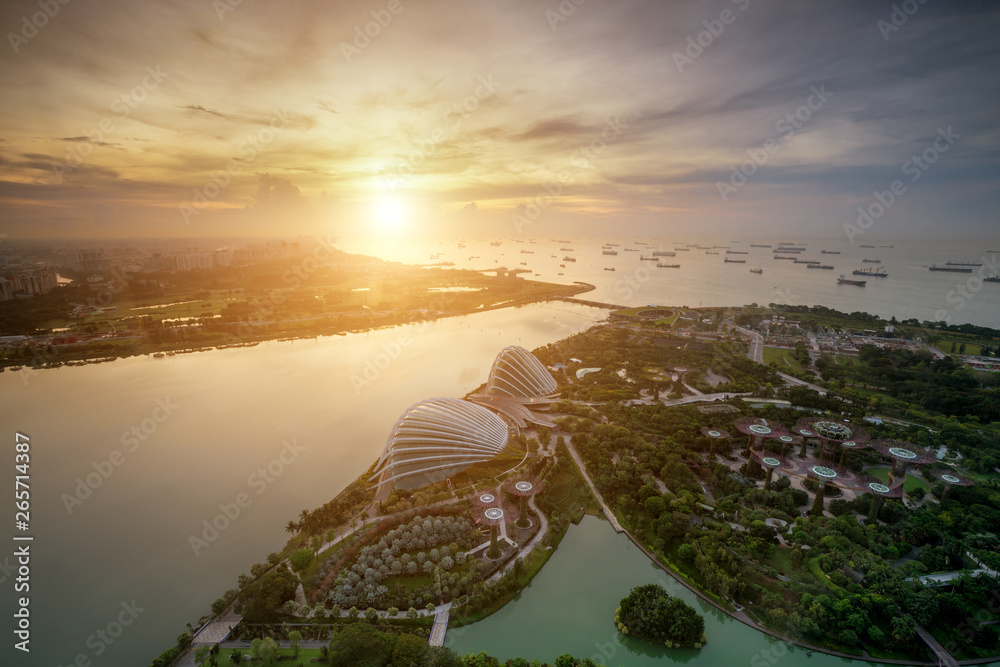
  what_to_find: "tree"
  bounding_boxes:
[677,543,694,561]
[348,606,360,619]
[249,638,263,661]
[177,632,193,649]
[195,645,212,666]
[365,607,379,622]
[392,633,430,667]
[407,607,418,619]
[211,597,228,615]
[260,636,278,664]
[328,622,393,667]
[644,496,666,519]
[289,630,303,657]
[289,548,314,572]
[235,569,298,623]
[891,615,916,642]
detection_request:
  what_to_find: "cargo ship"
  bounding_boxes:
[724,257,747,263]
[838,274,867,286]
[639,256,659,261]
[946,261,983,267]
[651,251,676,257]
[821,250,841,254]
[854,266,888,277]
[862,258,881,263]
[726,250,749,254]
[750,244,772,248]
[860,244,876,248]
[985,276,1000,283]
[750,267,763,274]
[674,247,690,251]
[773,247,804,253]
[624,248,640,252]
[657,263,681,268]
[808,264,835,270]
[559,247,574,251]
[929,265,972,273]
[602,249,618,255]
[562,256,577,262]
[774,256,796,260]
[705,251,719,255]
[604,267,616,271]
[490,241,502,246]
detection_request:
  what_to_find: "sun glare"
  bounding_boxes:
[373,196,408,234]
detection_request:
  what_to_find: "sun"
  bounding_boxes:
[372,196,408,234]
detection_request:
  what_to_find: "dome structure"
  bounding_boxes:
[485,345,558,398]
[370,398,509,491]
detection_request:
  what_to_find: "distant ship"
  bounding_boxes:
[490,241,502,246]
[705,251,719,255]
[929,265,972,272]
[674,247,690,251]
[860,244,876,248]
[563,257,577,262]
[985,276,1000,283]
[854,266,888,277]
[862,258,881,263]
[880,245,894,248]
[749,244,772,248]
[560,247,574,251]
[651,251,676,257]
[726,250,749,255]
[774,256,796,260]
[559,263,566,267]
[773,247,804,253]
[808,264,835,270]
[821,250,841,254]
[750,267,763,274]
[624,248,640,252]
[604,267,616,271]
[946,261,983,266]
[724,258,747,264]
[793,259,819,264]
[639,256,659,261]
[458,242,465,248]
[602,250,618,255]
[657,263,680,268]
[838,274,867,286]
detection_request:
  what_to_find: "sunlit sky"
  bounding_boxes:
[1,0,998,239]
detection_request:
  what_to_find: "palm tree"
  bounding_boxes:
[285,520,299,535]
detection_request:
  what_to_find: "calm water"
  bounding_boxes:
[451,515,885,666]
[338,236,1000,329]
[0,302,606,665]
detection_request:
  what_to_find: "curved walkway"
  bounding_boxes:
[563,439,623,532]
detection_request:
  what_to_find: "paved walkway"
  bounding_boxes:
[429,607,450,647]
[914,623,960,667]
[563,439,623,532]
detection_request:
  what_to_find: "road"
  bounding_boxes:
[914,623,960,667]
[776,371,828,396]
[734,326,764,363]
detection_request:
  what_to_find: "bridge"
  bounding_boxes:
[429,607,450,647]
[914,623,960,667]
[554,296,630,310]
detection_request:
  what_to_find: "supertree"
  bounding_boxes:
[871,440,936,483]
[773,434,802,458]
[807,464,847,516]
[503,474,545,529]
[929,468,974,500]
[734,418,789,474]
[794,417,869,463]
[701,427,732,457]
[477,502,517,560]
[855,475,904,524]
[749,450,792,491]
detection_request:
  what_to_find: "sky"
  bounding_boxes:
[1,0,998,241]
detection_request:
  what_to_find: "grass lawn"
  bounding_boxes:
[231,648,324,665]
[763,346,805,370]
[865,467,930,493]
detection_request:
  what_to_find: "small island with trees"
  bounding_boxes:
[615,584,706,649]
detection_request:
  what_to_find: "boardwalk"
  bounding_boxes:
[429,607,450,647]
[564,439,623,532]
[914,623,960,667]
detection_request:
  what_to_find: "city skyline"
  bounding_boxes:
[1,0,998,241]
